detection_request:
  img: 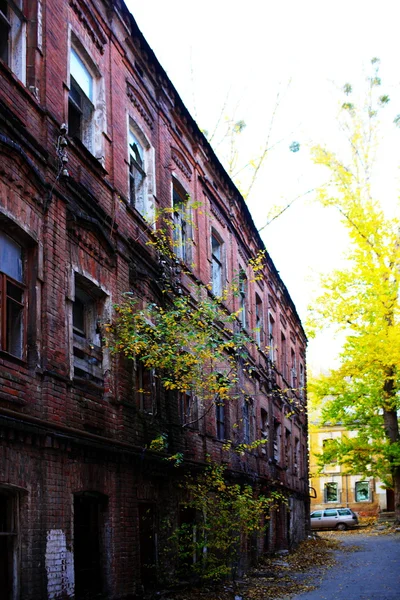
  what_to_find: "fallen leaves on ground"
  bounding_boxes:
[167,536,345,600]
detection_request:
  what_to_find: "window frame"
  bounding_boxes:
[355,480,370,502]
[324,481,339,503]
[268,312,275,362]
[71,273,107,388]
[211,231,223,297]
[0,0,26,84]
[255,293,263,346]
[172,178,189,263]
[239,269,247,329]
[0,232,27,361]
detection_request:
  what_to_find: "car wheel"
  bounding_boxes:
[336,523,347,531]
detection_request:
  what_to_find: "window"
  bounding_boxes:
[273,419,281,462]
[285,428,291,469]
[68,47,95,150]
[355,481,370,502]
[134,362,156,414]
[72,275,105,387]
[0,0,26,83]
[129,130,146,213]
[0,232,25,359]
[179,390,198,427]
[299,362,304,400]
[173,179,188,262]
[268,313,275,362]
[324,482,339,503]
[216,397,225,441]
[280,332,287,380]
[0,488,19,600]
[239,270,247,329]
[293,437,300,475]
[310,511,322,519]
[291,348,297,389]
[322,439,337,464]
[211,233,223,296]
[243,399,251,444]
[255,294,263,346]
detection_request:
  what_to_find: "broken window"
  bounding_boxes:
[0,232,25,359]
[0,0,26,83]
[260,408,269,454]
[134,362,157,414]
[68,47,94,150]
[255,294,263,346]
[291,348,297,389]
[324,482,339,503]
[173,179,188,262]
[268,312,275,362]
[239,269,247,329]
[355,481,370,502]
[211,233,223,297]
[293,437,300,475]
[179,390,198,427]
[72,275,105,387]
[280,332,287,380]
[243,398,251,444]
[129,129,146,213]
[285,428,291,469]
[273,419,281,463]
[0,488,19,600]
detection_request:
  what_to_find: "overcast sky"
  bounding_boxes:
[125,0,400,371]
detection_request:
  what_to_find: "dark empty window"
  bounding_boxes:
[239,270,247,329]
[216,397,225,441]
[255,294,263,346]
[179,390,198,427]
[0,232,25,359]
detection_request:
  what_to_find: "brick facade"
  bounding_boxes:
[0,1,309,598]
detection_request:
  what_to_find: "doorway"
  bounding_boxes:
[74,493,107,599]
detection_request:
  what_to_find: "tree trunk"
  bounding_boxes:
[382,407,400,523]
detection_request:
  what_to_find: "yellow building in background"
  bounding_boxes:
[309,422,392,516]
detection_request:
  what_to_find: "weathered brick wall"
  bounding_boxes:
[0,1,309,597]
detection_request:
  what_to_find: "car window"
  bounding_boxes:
[323,509,338,517]
[338,509,351,516]
[310,511,322,518]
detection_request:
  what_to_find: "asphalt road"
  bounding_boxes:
[290,532,400,600]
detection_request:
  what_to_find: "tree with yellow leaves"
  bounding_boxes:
[308,59,400,521]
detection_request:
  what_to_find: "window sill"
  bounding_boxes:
[68,136,108,176]
[0,350,28,368]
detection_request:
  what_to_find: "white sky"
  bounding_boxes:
[125,0,400,371]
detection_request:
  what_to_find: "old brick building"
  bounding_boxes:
[0,0,309,598]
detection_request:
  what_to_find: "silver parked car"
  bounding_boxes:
[310,508,359,531]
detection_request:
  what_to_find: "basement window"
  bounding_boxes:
[0,0,26,84]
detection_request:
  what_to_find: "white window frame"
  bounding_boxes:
[324,481,339,503]
[68,32,106,162]
[355,481,371,502]
[0,0,26,84]
[127,119,155,221]
[211,231,223,297]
